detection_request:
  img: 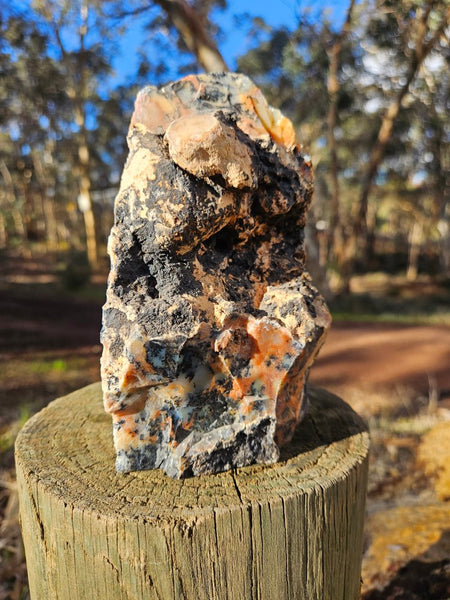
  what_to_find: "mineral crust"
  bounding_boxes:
[101,73,331,478]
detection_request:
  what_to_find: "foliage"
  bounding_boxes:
[0,1,131,260]
[0,0,448,288]
[237,0,449,289]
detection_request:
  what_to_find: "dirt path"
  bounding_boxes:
[0,287,102,355]
[1,283,448,401]
[310,321,450,399]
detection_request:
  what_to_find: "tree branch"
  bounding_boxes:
[154,0,229,72]
[112,1,228,73]
[111,5,154,20]
[356,2,449,239]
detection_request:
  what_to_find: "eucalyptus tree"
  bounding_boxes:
[0,9,68,248]
[109,0,229,85]
[237,0,448,289]
[0,0,133,264]
[355,0,449,260]
[29,0,121,266]
[237,8,359,289]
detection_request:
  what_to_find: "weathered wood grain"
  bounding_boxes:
[15,382,369,600]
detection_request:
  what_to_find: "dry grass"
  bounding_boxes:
[0,476,28,600]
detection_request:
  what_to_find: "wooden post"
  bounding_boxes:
[15,383,369,600]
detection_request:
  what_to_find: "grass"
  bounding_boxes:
[0,408,31,456]
[0,355,98,390]
[329,272,450,325]
[13,356,88,377]
[331,310,450,326]
[28,358,69,375]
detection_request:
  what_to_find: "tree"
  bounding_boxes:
[1,0,230,265]
[153,0,228,71]
[32,0,113,267]
[2,0,447,286]
[0,1,133,267]
[355,0,450,250]
[237,10,357,290]
[0,9,68,249]
[237,0,449,290]
[325,0,356,275]
[112,0,229,80]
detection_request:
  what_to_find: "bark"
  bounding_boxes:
[31,150,59,250]
[115,0,229,72]
[406,220,423,281]
[0,195,7,247]
[53,0,98,268]
[439,216,450,276]
[0,159,26,240]
[154,0,229,72]
[326,0,355,270]
[77,1,98,267]
[75,118,98,269]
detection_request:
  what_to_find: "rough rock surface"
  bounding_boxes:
[362,503,450,596]
[417,421,450,501]
[101,73,331,478]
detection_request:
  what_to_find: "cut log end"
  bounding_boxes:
[15,382,369,600]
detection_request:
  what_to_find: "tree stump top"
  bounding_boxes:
[16,382,368,525]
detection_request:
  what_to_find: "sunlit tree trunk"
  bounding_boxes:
[0,213,6,248]
[53,0,98,268]
[75,118,98,268]
[438,213,449,277]
[0,159,26,241]
[0,189,7,247]
[31,150,59,250]
[406,220,423,281]
[117,0,229,72]
[77,0,98,268]
[325,0,356,293]
[154,0,229,72]
[326,0,355,274]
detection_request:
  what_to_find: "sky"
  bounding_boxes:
[112,0,351,85]
[217,0,350,68]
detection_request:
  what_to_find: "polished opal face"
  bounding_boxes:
[101,73,330,478]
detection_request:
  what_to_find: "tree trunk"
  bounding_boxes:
[355,3,449,252]
[0,209,6,248]
[155,0,229,72]
[16,383,369,600]
[31,151,59,250]
[0,159,26,241]
[438,216,450,277]
[53,0,99,269]
[326,0,355,276]
[407,220,423,281]
[77,163,98,269]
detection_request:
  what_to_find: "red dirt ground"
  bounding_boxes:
[0,280,448,408]
[311,321,450,399]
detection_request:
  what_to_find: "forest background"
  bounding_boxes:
[1,0,448,292]
[0,1,449,599]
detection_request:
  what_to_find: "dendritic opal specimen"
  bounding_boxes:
[100,73,331,478]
